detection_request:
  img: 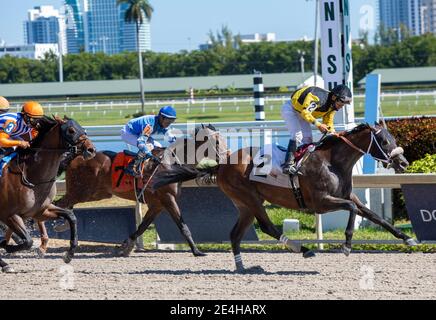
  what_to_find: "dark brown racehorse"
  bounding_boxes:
[50,124,227,257]
[0,116,96,273]
[153,123,417,272]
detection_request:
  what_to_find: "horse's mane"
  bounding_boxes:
[194,124,217,137]
[317,123,371,150]
[29,115,61,147]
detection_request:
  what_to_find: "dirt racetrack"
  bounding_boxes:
[0,245,435,300]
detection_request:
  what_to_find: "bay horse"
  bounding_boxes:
[50,124,228,257]
[0,116,96,273]
[152,123,417,272]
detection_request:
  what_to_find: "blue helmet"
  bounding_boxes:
[159,105,177,119]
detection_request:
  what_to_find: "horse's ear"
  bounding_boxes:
[64,115,72,121]
[201,124,205,129]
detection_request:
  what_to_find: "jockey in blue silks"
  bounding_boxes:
[121,105,177,176]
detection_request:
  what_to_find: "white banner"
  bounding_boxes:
[320,0,355,126]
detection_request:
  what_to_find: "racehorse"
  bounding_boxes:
[49,124,227,257]
[152,123,417,272]
[0,116,96,273]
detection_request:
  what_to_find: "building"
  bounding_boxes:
[199,33,277,50]
[64,0,85,54]
[358,66,436,88]
[85,0,151,55]
[239,33,276,43]
[423,0,436,33]
[379,0,425,36]
[0,72,321,99]
[0,44,59,60]
[24,6,61,44]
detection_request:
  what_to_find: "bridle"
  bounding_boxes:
[338,127,404,168]
[15,121,90,188]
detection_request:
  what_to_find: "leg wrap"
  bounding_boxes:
[280,234,301,253]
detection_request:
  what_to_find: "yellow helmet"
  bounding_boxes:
[0,96,10,112]
[21,101,44,118]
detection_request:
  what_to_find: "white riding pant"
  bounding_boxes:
[120,125,162,151]
[281,101,313,145]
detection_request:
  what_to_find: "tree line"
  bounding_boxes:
[0,33,435,86]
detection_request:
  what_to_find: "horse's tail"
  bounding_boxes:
[152,164,218,190]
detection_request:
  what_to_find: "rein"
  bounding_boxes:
[338,128,403,165]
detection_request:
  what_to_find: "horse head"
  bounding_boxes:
[369,122,409,173]
[194,123,228,164]
[57,116,96,160]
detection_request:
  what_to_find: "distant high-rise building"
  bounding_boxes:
[86,0,151,55]
[423,0,436,33]
[24,6,61,44]
[379,0,425,35]
[64,0,85,54]
[118,2,151,52]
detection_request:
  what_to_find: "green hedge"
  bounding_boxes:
[386,117,436,163]
[386,117,435,221]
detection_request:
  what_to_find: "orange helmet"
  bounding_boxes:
[0,96,10,112]
[21,101,44,118]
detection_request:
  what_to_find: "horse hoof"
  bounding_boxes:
[193,250,207,257]
[35,247,46,259]
[118,239,134,257]
[63,252,73,264]
[404,238,418,246]
[0,240,7,249]
[342,245,351,257]
[303,250,316,258]
[2,265,15,273]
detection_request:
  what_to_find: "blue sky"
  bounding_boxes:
[0,0,377,52]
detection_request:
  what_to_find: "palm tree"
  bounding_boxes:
[117,0,153,114]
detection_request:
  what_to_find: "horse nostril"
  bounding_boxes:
[88,148,96,154]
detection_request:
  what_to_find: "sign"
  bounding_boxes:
[320,0,355,126]
[44,207,137,244]
[155,187,258,243]
[402,184,436,241]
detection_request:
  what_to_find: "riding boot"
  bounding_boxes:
[125,153,146,177]
[282,139,298,175]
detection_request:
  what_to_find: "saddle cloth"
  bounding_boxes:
[249,144,313,188]
[0,153,17,178]
[111,151,144,193]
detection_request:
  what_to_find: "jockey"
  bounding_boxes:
[0,96,10,114]
[281,84,352,174]
[121,105,177,176]
[0,101,45,158]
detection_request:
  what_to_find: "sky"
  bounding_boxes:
[0,0,378,52]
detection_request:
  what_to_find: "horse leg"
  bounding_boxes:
[119,205,162,257]
[350,193,417,246]
[253,206,315,258]
[317,195,361,255]
[161,195,206,257]
[229,207,255,272]
[41,204,78,263]
[343,211,356,256]
[52,197,74,233]
[2,215,33,254]
[35,221,49,258]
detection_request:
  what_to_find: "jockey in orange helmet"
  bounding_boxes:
[0,101,44,155]
[0,96,10,114]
